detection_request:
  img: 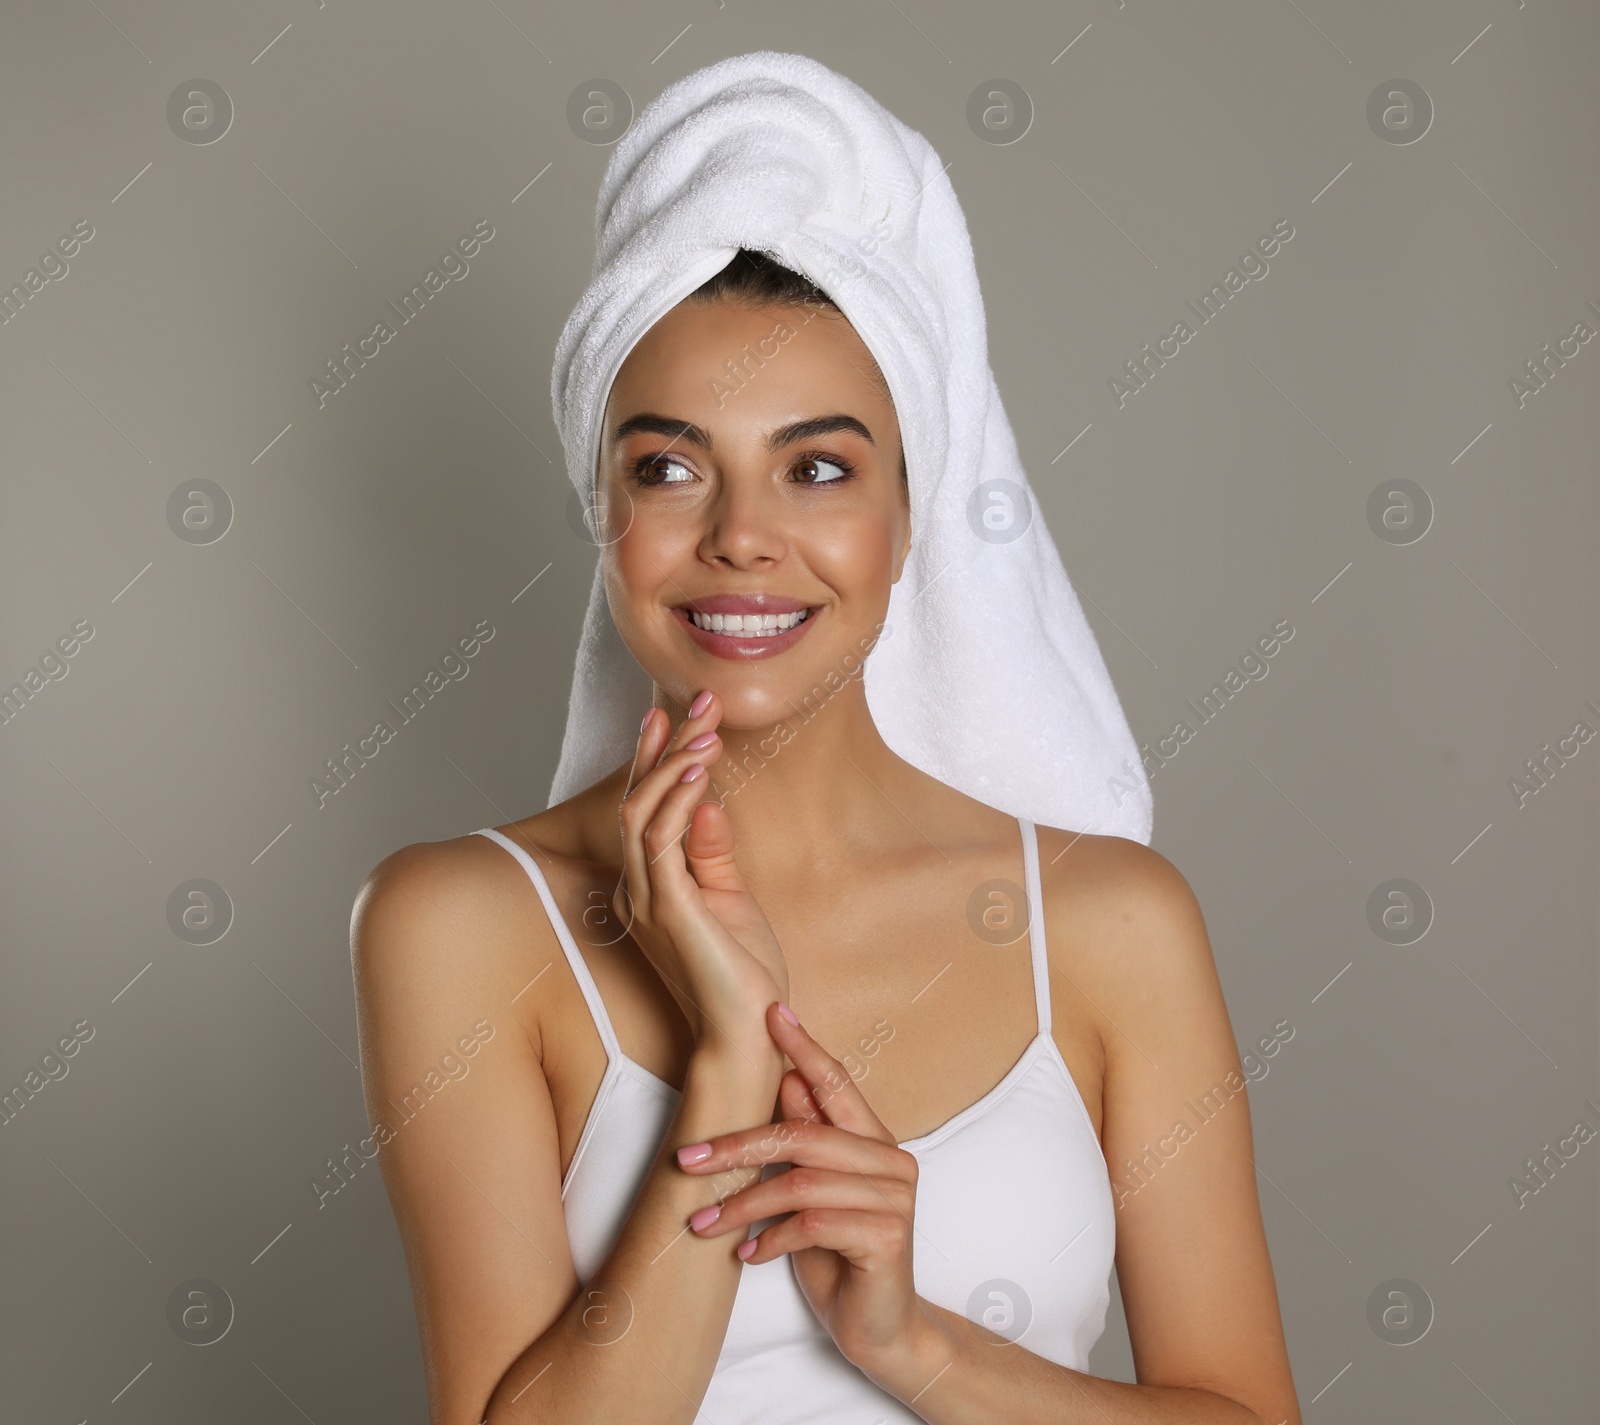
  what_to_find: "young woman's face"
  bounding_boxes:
[595,297,909,727]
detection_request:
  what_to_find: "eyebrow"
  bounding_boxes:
[610,412,876,453]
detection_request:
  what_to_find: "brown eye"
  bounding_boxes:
[634,453,694,485]
[793,454,852,485]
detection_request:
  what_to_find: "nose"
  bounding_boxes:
[697,469,788,571]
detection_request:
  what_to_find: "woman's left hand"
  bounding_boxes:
[676,1001,929,1371]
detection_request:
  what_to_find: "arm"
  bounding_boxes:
[352,845,784,1425]
[857,836,1301,1423]
[670,835,1301,1424]
[351,691,793,1424]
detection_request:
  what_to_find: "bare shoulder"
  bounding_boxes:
[1031,827,1219,1037]
[350,821,569,1062]
[1033,831,1299,1421]
[347,821,598,1420]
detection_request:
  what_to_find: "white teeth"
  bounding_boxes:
[688,608,811,637]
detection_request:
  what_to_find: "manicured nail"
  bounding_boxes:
[677,1142,712,1167]
[690,689,713,717]
[689,1204,722,1231]
[737,1238,758,1261]
[641,707,654,733]
[776,1001,799,1027]
[685,731,718,750]
[679,763,706,784]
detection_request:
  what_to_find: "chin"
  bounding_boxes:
[627,605,876,730]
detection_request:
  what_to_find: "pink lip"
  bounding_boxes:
[671,602,822,662]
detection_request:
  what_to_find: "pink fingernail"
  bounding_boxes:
[690,689,713,717]
[689,1204,722,1231]
[737,1238,758,1261]
[680,763,706,784]
[677,1142,712,1167]
[685,732,718,750]
[776,1002,799,1027]
[641,707,654,733]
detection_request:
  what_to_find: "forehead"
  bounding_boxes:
[604,298,895,434]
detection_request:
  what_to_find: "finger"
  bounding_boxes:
[778,1067,825,1126]
[626,694,709,806]
[737,1208,910,1268]
[689,1167,910,1240]
[764,1003,891,1140]
[682,797,752,896]
[676,1115,913,1182]
[618,694,723,911]
[617,704,675,922]
[627,704,670,796]
[642,732,726,866]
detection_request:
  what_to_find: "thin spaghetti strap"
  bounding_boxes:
[1017,817,1052,1038]
[472,827,623,1064]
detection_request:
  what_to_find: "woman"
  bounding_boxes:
[352,53,1300,1425]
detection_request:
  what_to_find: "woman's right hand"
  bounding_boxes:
[616,690,790,1059]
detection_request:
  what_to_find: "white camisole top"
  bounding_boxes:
[473,818,1116,1422]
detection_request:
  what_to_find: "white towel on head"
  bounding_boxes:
[547,50,1152,844]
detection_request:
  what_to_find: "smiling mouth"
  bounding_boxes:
[671,599,822,660]
[685,607,812,637]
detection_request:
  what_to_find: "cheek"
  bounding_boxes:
[603,509,694,629]
[803,512,897,603]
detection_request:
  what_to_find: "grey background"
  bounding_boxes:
[2,0,1595,1420]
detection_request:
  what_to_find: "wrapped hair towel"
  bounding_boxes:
[547,50,1152,844]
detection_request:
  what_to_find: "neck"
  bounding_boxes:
[588,680,928,877]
